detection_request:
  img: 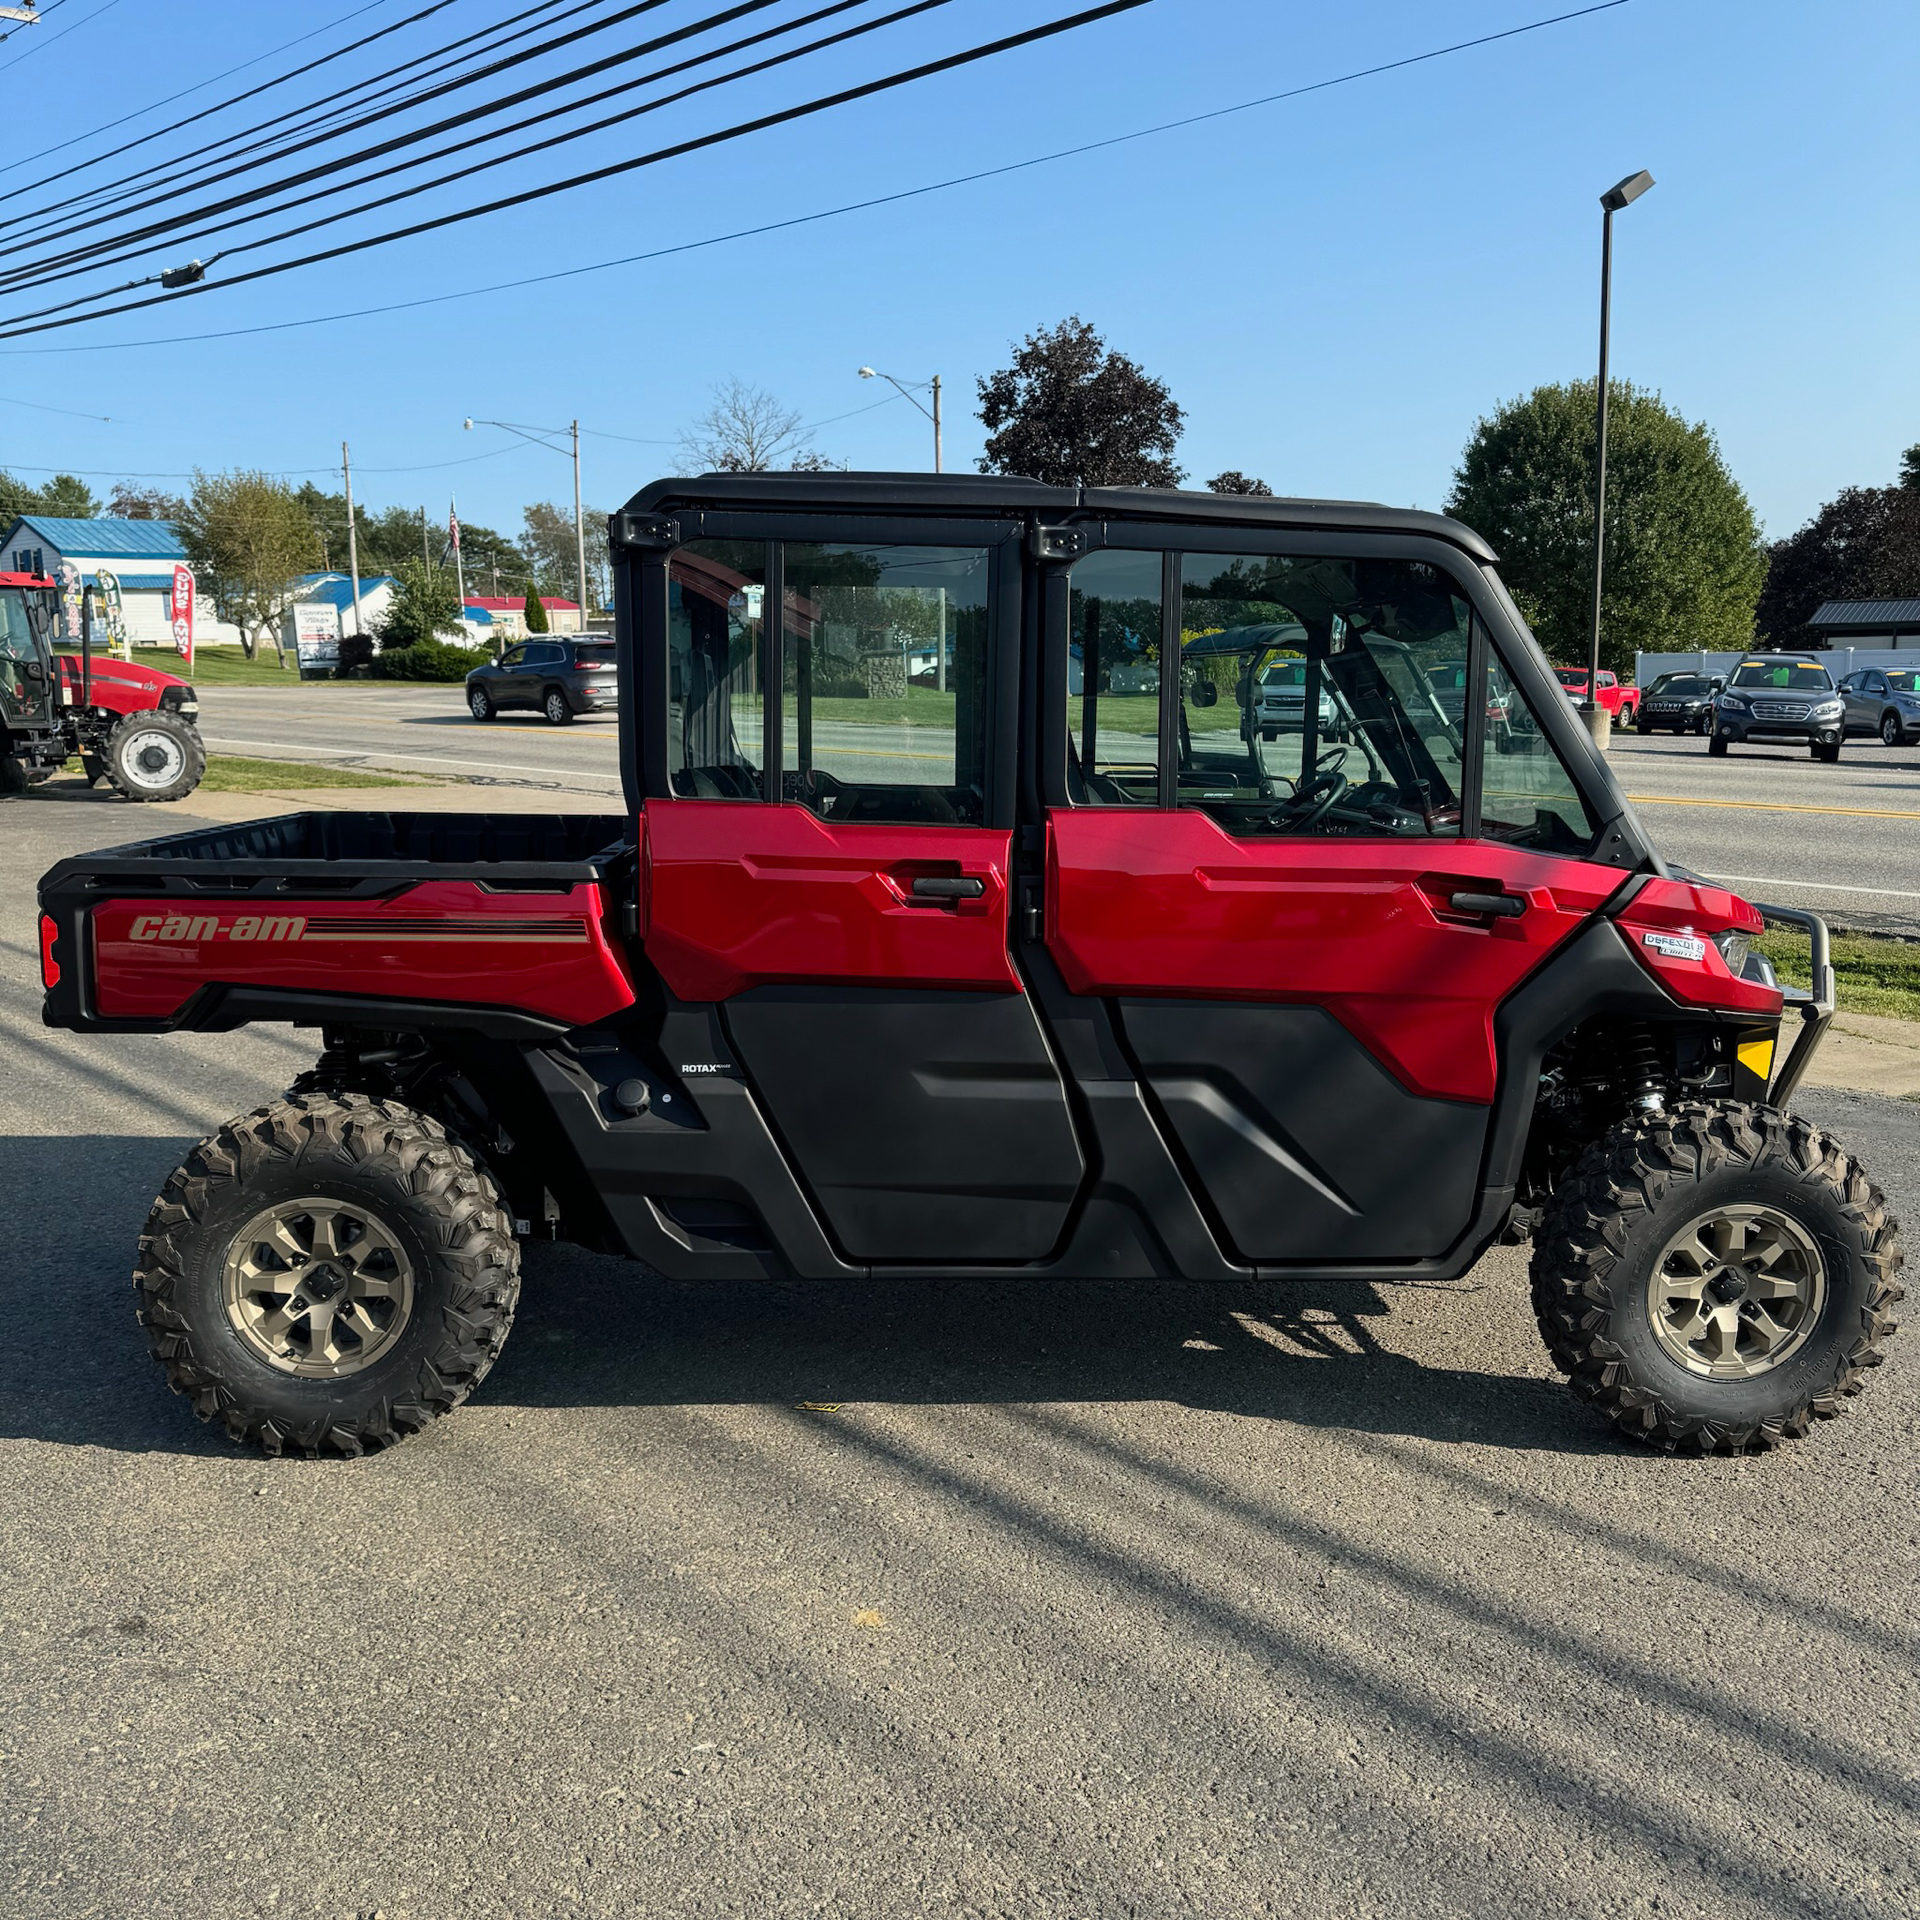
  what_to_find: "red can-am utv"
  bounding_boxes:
[1,572,205,801]
[37,477,1902,1458]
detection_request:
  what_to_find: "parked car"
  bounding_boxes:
[1837,667,1920,746]
[466,637,618,725]
[35,473,1896,1463]
[1635,671,1722,735]
[1554,667,1639,723]
[1243,654,1344,741]
[1711,655,1846,760]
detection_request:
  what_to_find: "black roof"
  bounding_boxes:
[1808,598,1920,634]
[618,471,1498,565]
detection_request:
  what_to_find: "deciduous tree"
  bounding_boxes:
[1446,380,1765,673]
[107,481,187,522]
[1756,472,1920,649]
[678,379,831,477]
[1207,470,1272,496]
[377,557,465,650]
[976,316,1185,488]
[176,469,322,665]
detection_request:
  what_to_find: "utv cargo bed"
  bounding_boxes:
[39,810,636,1035]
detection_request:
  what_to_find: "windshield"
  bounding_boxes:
[1731,659,1833,691]
[1649,673,1712,696]
[1890,670,1918,693]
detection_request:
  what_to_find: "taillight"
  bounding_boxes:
[576,660,607,671]
[39,913,60,988]
[1616,878,1779,1014]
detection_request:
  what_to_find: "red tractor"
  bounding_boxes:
[0,571,205,801]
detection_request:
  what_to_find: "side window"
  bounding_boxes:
[498,645,526,669]
[1481,656,1599,854]
[779,542,990,825]
[1067,549,1163,804]
[1173,552,1468,838]
[668,541,767,800]
[528,643,564,668]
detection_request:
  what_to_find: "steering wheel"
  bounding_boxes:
[1268,768,1350,832]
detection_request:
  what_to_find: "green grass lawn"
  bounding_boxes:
[199,756,432,792]
[128,647,306,685]
[1754,926,1920,1023]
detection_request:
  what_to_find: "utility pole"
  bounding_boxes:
[932,375,943,474]
[572,418,588,630]
[341,441,363,637]
[451,496,467,619]
[420,505,431,569]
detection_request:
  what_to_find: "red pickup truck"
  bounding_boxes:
[1555,667,1639,722]
[36,474,1895,1461]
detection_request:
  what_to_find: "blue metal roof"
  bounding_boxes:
[299,573,398,612]
[112,573,182,592]
[463,604,494,625]
[1,514,188,559]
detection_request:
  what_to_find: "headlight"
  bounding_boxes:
[1713,929,1751,975]
[1717,693,1748,712]
[1811,699,1844,718]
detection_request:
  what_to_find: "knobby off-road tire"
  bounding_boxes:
[0,752,27,795]
[103,708,205,802]
[1532,1102,1902,1451]
[134,1094,520,1457]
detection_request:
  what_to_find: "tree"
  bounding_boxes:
[376,556,464,650]
[678,379,831,476]
[1208,470,1273,496]
[976,316,1185,488]
[1900,443,1920,492]
[108,481,188,521]
[0,470,39,524]
[35,473,100,518]
[523,585,549,633]
[520,499,613,612]
[176,469,322,664]
[1446,380,1766,674]
[1756,482,1920,649]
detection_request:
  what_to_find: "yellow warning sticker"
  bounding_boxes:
[1737,1037,1776,1082]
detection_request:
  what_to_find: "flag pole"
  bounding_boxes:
[450,498,466,635]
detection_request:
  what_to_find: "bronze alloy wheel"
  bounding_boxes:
[1648,1204,1827,1379]
[221,1196,416,1378]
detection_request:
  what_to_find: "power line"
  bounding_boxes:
[0,0,904,300]
[0,0,119,74]
[0,0,966,313]
[0,2,1630,356]
[0,0,597,244]
[7,0,393,169]
[0,0,1157,339]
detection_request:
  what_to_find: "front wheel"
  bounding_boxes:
[104,709,204,802]
[1709,733,1729,757]
[1532,1103,1902,1451]
[134,1094,520,1456]
[1813,741,1841,763]
[1881,712,1903,747]
[543,687,573,726]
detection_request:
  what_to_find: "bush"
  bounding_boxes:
[336,633,375,677]
[372,639,475,682]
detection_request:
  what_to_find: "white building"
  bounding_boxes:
[0,513,246,651]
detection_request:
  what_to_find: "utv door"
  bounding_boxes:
[639,522,1083,1265]
[1044,533,1624,1266]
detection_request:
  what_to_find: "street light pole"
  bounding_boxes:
[1585,168,1654,747]
[858,366,942,472]
[341,440,363,638]
[572,418,588,630]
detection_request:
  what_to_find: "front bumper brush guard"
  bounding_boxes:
[1752,903,1835,1108]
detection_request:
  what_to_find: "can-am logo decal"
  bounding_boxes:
[129,913,307,943]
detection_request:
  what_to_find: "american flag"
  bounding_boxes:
[447,503,461,552]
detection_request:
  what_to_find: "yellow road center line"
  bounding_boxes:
[1627,793,1920,821]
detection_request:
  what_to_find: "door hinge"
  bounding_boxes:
[609,512,676,554]
[1029,523,1086,563]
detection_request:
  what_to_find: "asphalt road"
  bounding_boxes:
[2,795,1917,1919]
[193,683,1920,934]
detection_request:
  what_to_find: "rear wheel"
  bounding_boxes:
[103,709,204,801]
[1532,1102,1902,1450]
[0,752,27,795]
[468,684,495,722]
[133,1094,520,1456]
[543,687,573,726]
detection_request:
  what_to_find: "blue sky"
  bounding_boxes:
[0,0,1913,545]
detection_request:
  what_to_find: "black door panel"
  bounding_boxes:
[723,986,1084,1262]
[1117,1000,1487,1261]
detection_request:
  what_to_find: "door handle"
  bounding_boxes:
[911,875,986,900]
[1449,890,1527,918]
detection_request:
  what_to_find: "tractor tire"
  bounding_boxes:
[1531,1102,1902,1452]
[0,752,27,795]
[103,709,205,802]
[133,1093,521,1457]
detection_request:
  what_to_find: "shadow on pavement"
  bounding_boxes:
[0,1133,1609,1459]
